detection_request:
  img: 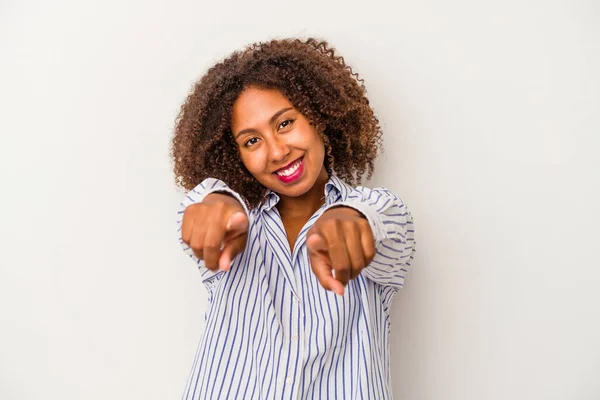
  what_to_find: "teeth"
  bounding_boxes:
[276,159,301,177]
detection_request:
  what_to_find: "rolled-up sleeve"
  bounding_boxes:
[327,186,415,291]
[176,178,249,289]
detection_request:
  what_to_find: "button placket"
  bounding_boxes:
[288,259,306,400]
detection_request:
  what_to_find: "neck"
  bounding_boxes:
[276,167,329,220]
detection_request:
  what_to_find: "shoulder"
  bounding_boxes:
[328,176,405,208]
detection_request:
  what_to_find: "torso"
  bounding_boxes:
[278,198,325,253]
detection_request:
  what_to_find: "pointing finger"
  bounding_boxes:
[218,236,245,271]
[307,234,345,296]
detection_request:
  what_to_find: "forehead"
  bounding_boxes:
[231,87,294,130]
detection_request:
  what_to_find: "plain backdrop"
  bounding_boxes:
[1,0,599,399]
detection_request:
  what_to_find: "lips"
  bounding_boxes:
[275,157,302,173]
[273,157,304,183]
[274,157,303,176]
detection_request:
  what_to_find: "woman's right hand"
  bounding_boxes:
[181,193,249,271]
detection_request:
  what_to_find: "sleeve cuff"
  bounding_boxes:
[322,200,389,244]
[203,187,250,218]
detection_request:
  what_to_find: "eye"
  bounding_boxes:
[244,137,260,147]
[278,119,294,130]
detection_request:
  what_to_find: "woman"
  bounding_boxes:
[172,37,415,399]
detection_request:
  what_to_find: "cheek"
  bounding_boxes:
[312,136,326,163]
[240,150,266,175]
[300,125,325,155]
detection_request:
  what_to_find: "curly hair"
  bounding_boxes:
[171,37,383,209]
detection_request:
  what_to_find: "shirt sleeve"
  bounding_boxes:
[324,186,415,291]
[176,178,250,290]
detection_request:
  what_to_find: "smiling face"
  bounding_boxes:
[231,86,328,200]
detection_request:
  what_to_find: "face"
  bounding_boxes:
[231,87,328,199]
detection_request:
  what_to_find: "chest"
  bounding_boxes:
[281,217,306,253]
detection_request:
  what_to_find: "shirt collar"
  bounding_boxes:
[256,174,352,214]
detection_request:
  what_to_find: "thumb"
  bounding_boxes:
[225,212,249,239]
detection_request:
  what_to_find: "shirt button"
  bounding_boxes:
[286,377,293,385]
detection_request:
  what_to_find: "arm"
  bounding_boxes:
[333,186,415,290]
[177,178,250,287]
[308,186,415,295]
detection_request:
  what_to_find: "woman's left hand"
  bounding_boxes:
[307,206,376,296]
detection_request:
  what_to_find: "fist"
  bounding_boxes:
[307,206,376,296]
[181,193,249,271]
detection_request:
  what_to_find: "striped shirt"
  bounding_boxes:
[177,175,415,399]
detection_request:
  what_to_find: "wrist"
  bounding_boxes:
[204,192,244,209]
[325,205,366,219]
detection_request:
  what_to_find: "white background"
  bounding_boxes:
[1,0,599,399]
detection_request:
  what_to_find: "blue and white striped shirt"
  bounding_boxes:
[177,175,415,399]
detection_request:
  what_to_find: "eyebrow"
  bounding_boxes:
[234,107,294,139]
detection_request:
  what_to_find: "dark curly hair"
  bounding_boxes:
[171,37,383,209]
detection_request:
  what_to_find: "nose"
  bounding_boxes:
[267,136,290,163]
